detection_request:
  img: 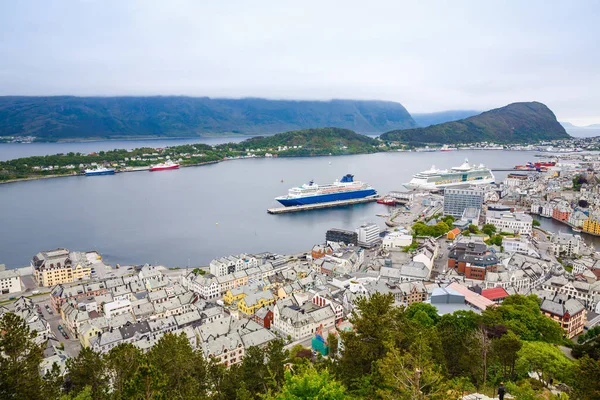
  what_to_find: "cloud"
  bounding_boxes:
[0,0,599,123]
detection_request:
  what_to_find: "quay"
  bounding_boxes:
[267,195,380,214]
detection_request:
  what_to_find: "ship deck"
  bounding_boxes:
[267,195,380,214]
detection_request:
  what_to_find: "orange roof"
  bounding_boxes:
[447,282,495,310]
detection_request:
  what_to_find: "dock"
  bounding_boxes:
[267,196,380,214]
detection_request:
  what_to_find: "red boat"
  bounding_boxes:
[377,197,396,206]
[150,161,180,171]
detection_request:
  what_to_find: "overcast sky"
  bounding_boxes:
[1,1,599,124]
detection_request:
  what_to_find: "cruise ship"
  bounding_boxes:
[404,159,495,190]
[275,174,377,207]
[84,167,115,176]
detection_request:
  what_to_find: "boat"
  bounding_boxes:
[377,197,396,206]
[572,227,582,233]
[150,160,179,171]
[440,145,458,152]
[515,161,556,171]
[275,174,377,207]
[84,167,115,176]
[404,159,495,190]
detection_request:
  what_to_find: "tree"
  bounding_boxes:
[532,219,541,227]
[105,343,143,397]
[468,224,480,234]
[240,346,268,396]
[405,303,440,327]
[437,311,482,380]
[42,362,65,400]
[482,224,497,236]
[337,293,402,391]
[65,347,108,400]
[121,363,168,400]
[146,333,207,399]
[492,331,523,380]
[274,367,348,400]
[0,313,44,400]
[516,342,574,387]
[266,339,288,391]
[327,333,339,359]
[572,356,600,399]
[377,336,447,400]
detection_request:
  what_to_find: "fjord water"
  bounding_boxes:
[2,150,530,269]
[0,137,247,161]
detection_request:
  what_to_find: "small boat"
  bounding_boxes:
[377,197,396,206]
[150,160,179,171]
[85,167,115,176]
[572,227,582,233]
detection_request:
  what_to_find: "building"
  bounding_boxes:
[552,205,571,222]
[209,254,258,277]
[481,287,509,303]
[382,232,413,249]
[104,298,132,319]
[552,232,581,257]
[326,229,358,246]
[540,296,586,339]
[443,186,484,218]
[355,223,381,247]
[447,228,461,240]
[0,267,21,294]
[485,211,532,235]
[32,249,74,287]
[448,241,499,280]
[583,214,600,235]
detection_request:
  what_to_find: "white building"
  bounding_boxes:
[552,232,581,258]
[273,299,336,341]
[485,211,532,235]
[0,268,22,294]
[356,223,380,247]
[103,298,132,319]
[382,232,413,249]
[184,272,220,299]
[209,254,258,277]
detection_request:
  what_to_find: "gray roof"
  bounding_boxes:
[241,328,277,348]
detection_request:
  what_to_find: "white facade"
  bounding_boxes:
[104,298,132,319]
[356,223,380,246]
[485,211,532,235]
[209,254,258,277]
[382,233,413,249]
[0,269,21,294]
[552,232,581,257]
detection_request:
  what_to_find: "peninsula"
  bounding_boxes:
[380,102,570,144]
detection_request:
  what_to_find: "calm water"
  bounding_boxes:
[534,216,600,250]
[1,150,532,269]
[0,137,247,161]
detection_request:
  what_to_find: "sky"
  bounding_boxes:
[1,1,599,125]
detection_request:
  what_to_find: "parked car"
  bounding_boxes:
[62,332,69,340]
[57,324,64,332]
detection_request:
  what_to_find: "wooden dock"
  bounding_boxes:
[267,196,380,214]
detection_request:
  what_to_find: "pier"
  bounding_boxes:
[267,196,380,214]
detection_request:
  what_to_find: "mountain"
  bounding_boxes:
[561,121,600,129]
[412,110,480,127]
[0,96,416,140]
[238,127,379,156]
[380,102,570,144]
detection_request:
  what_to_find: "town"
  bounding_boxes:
[2,155,600,398]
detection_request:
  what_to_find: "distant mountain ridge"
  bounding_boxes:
[561,121,600,129]
[412,110,480,127]
[380,102,570,144]
[0,96,416,140]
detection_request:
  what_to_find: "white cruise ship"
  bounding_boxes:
[404,159,495,190]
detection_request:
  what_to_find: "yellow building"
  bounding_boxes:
[79,323,102,348]
[583,215,600,235]
[223,287,247,305]
[32,249,91,287]
[237,290,275,315]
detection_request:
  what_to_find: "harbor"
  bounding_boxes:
[267,195,380,214]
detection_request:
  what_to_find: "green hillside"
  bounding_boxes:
[0,96,416,140]
[381,102,570,144]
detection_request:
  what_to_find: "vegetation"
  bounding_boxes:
[577,326,600,344]
[572,175,588,191]
[0,128,380,182]
[380,102,570,144]
[0,97,416,140]
[532,219,541,227]
[411,221,452,237]
[2,293,594,399]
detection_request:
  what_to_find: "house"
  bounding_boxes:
[0,268,22,294]
[540,296,586,339]
[32,248,92,287]
[447,228,461,240]
[253,307,274,329]
[237,290,275,315]
[273,299,336,341]
[552,232,581,257]
[448,241,499,280]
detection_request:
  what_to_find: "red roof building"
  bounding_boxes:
[481,287,510,303]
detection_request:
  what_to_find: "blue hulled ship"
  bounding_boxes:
[275,174,377,207]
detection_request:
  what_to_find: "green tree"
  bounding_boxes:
[121,363,167,400]
[405,303,440,327]
[146,333,207,399]
[437,311,482,380]
[66,347,108,400]
[491,331,523,380]
[532,219,541,227]
[377,336,447,400]
[266,339,288,391]
[572,356,600,399]
[516,342,574,387]
[105,343,143,398]
[482,224,497,236]
[42,362,65,400]
[274,367,348,400]
[0,312,44,400]
[327,333,339,359]
[468,224,480,234]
